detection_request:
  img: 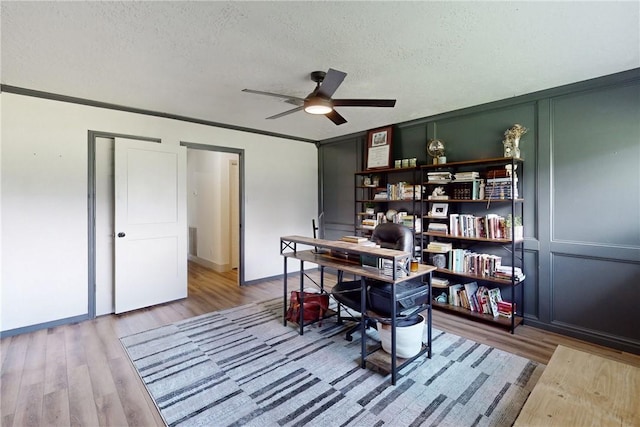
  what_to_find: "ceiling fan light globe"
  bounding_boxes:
[304,97,333,115]
[305,105,333,115]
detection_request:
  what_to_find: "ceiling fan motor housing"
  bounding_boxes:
[310,71,326,84]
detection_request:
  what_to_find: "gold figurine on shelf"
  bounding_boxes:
[427,139,446,164]
[503,124,527,158]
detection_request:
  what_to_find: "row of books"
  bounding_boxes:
[448,249,503,277]
[401,214,422,233]
[386,182,422,200]
[485,178,518,199]
[450,213,516,240]
[447,282,515,317]
[426,244,525,282]
[362,212,424,232]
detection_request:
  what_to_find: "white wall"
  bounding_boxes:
[187,149,237,270]
[0,93,318,332]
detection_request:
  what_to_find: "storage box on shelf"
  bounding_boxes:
[421,157,525,333]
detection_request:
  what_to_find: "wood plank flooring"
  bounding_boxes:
[2,262,639,426]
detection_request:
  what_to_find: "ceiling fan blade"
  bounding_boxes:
[317,68,347,98]
[333,99,396,108]
[326,109,347,125]
[242,89,305,102]
[284,98,304,107]
[265,106,304,120]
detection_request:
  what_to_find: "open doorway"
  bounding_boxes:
[88,134,244,319]
[89,132,188,317]
[183,142,244,286]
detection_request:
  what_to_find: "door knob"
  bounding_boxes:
[117,232,126,238]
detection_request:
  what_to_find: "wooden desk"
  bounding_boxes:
[280,235,436,385]
[514,345,640,426]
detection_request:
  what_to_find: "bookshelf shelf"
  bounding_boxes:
[353,168,422,254]
[422,157,525,333]
[432,267,524,285]
[423,232,524,244]
[424,198,524,203]
[432,301,524,328]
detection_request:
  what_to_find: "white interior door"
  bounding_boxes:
[114,138,187,314]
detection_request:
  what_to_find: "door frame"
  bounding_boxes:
[181,141,245,286]
[87,130,161,318]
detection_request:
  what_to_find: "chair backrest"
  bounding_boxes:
[371,223,414,253]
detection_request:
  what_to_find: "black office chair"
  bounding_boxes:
[331,223,415,341]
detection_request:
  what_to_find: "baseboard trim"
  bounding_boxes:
[188,255,230,273]
[0,313,90,338]
[524,318,640,355]
[244,267,321,287]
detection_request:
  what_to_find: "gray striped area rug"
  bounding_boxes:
[121,299,543,427]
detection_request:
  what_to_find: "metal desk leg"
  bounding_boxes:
[427,272,433,358]
[299,261,305,336]
[391,282,397,385]
[360,276,367,369]
[283,257,288,326]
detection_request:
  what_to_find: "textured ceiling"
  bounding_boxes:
[2,1,639,142]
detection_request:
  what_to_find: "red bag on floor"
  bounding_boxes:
[285,291,329,325]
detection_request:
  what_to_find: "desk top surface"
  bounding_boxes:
[283,249,435,283]
[281,235,412,260]
[514,345,640,426]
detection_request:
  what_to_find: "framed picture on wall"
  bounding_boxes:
[365,126,393,170]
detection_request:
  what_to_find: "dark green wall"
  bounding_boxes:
[318,68,640,354]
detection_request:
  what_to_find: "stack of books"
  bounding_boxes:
[427,171,452,183]
[453,171,479,182]
[340,236,376,247]
[340,235,368,243]
[431,276,450,287]
[374,191,388,200]
[427,223,448,234]
[427,241,452,252]
[361,218,377,230]
[493,265,525,282]
[497,301,516,318]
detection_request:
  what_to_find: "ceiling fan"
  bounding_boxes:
[242,68,396,125]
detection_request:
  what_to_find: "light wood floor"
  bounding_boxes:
[2,262,639,426]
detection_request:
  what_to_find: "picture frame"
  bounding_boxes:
[430,203,449,218]
[365,126,393,170]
